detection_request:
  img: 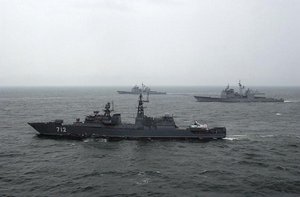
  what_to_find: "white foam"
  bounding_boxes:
[224,135,247,141]
[261,135,274,138]
[232,135,247,137]
[276,113,282,116]
[284,100,299,103]
[136,178,150,185]
[98,138,108,143]
[224,137,238,141]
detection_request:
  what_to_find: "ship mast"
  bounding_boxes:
[238,80,244,96]
[137,94,144,117]
[103,102,111,117]
[135,94,145,126]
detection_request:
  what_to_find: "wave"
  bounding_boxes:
[83,138,108,143]
[224,137,238,141]
[260,135,275,138]
[198,169,236,177]
[225,135,248,141]
[284,100,300,103]
[135,178,150,185]
[237,160,269,167]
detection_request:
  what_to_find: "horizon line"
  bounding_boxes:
[1,84,300,88]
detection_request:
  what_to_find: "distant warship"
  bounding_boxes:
[28,94,226,140]
[194,81,284,103]
[117,84,166,95]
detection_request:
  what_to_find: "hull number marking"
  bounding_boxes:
[56,127,67,132]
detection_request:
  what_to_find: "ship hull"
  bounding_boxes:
[28,122,226,140]
[194,96,284,103]
[117,91,166,95]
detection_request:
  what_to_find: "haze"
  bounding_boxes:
[1,0,299,86]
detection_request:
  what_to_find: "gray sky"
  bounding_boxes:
[1,0,299,86]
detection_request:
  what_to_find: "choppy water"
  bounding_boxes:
[0,86,300,196]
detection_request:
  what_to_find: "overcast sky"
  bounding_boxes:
[1,0,299,86]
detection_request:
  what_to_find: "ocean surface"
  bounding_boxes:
[0,86,300,196]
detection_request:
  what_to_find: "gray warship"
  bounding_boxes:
[117,84,166,95]
[194,81,284,103]
[28,94,226,140]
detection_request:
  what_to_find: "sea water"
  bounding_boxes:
[0,86,299,196]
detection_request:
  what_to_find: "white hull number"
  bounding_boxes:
[56,127,67,132]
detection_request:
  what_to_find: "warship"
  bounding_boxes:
[194,81,284,103]
[117,84,166,95]
[28,94,226,140]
